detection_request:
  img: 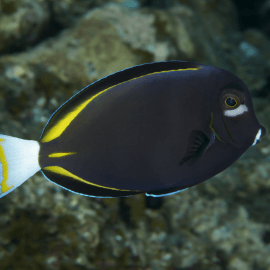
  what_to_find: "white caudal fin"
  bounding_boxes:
[0,135,41,198]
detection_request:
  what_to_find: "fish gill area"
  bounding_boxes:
[0,0,270,269]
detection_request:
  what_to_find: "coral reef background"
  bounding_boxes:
[0,0,269,269]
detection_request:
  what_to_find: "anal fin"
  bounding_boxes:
[146,185,190,197]
[42,166,142,198]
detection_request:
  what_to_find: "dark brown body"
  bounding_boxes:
[38,61,265,197]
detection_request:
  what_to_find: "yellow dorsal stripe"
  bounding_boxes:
[0,139,14,194]
[43,166,139,192]
[48,152,76,158]
[41,67,201,143]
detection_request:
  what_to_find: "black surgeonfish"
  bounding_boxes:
[0,61,267,198]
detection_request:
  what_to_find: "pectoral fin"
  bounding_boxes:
[179,130,211,167]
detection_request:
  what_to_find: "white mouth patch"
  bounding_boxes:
[252,128,262,146]
[224,105,248,117]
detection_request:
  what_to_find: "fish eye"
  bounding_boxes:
[222,94,240,109]
[225,97,237,107]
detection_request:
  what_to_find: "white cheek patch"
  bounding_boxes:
[224,104,248,117]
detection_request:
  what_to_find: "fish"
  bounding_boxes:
[0,61,267,198]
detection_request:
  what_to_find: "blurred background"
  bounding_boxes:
[0,0,269,269]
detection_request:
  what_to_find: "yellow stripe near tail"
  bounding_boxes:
[48,152,76,158]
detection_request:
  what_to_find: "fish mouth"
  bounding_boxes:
[252,126,267,146]
[252,128,262,146]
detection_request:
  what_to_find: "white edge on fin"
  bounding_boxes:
[145,187,189,197]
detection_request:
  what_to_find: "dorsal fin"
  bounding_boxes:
[40,61,200,143]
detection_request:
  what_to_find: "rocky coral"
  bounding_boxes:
[0,0,50,53]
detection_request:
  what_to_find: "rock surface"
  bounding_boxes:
[0,0,269,269]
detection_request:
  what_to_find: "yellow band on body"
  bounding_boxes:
[43,166,140,192]
[48,152,76,158]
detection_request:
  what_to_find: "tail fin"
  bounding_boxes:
[0,135,40,198]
